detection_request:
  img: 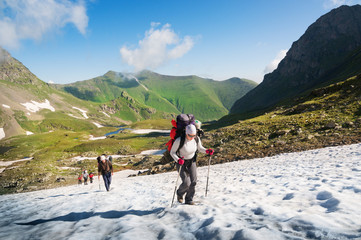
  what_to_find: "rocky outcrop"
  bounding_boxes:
[0,47,44,86]
[231,5,361,115]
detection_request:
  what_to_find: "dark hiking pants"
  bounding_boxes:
[176,158,197,202]
[102,172,112,191]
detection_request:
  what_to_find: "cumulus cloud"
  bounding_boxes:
[0,0,88,49]
[264,49,288,74]
[120,23,195,72]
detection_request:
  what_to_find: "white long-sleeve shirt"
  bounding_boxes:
[170,136,207,162]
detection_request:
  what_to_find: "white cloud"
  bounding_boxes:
[264,49,288,74]
[0,0,88,49]
[120,23,195,72]
[323,0,361,8]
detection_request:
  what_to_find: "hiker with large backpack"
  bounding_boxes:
[98,155,114,191]
[170,123,214,205]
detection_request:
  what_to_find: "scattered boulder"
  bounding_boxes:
[56,177,66,182]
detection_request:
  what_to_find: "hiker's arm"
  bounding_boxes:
[110,162,114,175]
[170,138,181,162]
[197,139,207,154]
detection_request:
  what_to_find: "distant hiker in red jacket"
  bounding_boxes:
[89,172,94,183]
[98,155,114,191]
[78,175,82,185]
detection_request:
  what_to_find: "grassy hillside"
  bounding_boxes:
[1,73,361,195]
[136,71,257,121]
[0,122,170,195]
[55,70,257,122]
[54,71,182,113]
[0,76,126,139]
[202,74,361,167]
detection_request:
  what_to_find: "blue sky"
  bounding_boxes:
[1,0,361,84]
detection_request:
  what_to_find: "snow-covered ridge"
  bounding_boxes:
[21,99,55,113]
[0,143,360,239]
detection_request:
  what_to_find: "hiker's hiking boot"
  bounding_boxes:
[185,201,195,205]
[177,195,183,203]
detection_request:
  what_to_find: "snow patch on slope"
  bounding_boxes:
[72,107,89,119]
[21,99,55,113]
[93,122,103,128]
[102,111,110,118]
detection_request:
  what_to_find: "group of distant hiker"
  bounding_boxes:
[77,154,113,191]
[78,170,94,185]
[76,114,214,205]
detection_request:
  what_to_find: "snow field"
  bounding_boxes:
[0,144,360,239]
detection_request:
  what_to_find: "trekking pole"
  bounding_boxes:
[98,176,101,190]
[171,165,182,208]
[205,155,212,197]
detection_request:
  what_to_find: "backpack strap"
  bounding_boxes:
[176,135,199,157]
[195,135,199,145]
[176,134,186,157]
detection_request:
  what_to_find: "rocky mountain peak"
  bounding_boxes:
[231,4,361,115]
[275,4,361,82]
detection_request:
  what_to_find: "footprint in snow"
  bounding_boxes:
[320,197,340,213]
[316,191,332,200]
[283,193,294,200]
[253,207,264,215]
[316,191,340,212]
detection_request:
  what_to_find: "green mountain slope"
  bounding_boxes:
[56,70,257,121]
[0,48,124,139]
[0,46,256,139]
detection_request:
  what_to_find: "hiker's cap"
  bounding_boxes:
[186,124,197,135]
[100,155,106,161]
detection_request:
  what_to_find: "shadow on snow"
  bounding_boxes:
[16,208,164,226]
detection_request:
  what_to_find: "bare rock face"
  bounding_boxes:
[231,5,361,115]
[278,5,361,82]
